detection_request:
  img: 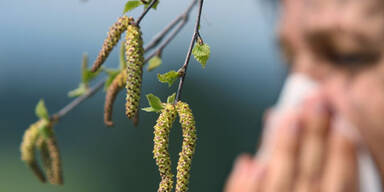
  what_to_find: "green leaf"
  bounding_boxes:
[144,94,164,112]
[123,0,143,14]
[38,119,52,139]
[147,56,162,71]
[192,43,210,68]
[157,70,179,87]
[144,0,159,9]
[83,68,102,83]
[81,53,101,83]
[142,107,157,112]
[68,83,88,98]
[35,99,49,120]
[104,69,121,90]
[167,93,176,104]
[81,53,88,83]
[104,68,121,76]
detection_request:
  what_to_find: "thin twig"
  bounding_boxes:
[175,0,204,102]
[143,0,197,52]
[52,79,105,120]
[144,15,189,63]
[50,1,197,121]
[143,17,182,52]
[136,0,158,25]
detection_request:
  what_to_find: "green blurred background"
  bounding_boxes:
[0,0,285,191]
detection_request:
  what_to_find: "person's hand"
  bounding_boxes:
[224,94,359,192]
[224,154,265,192]
[325,69,384,182]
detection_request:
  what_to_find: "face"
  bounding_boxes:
[278,0,332,80]
[280,0,384,171]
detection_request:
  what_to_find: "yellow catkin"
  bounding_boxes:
[125,21,144,121]
[20,119,47,182]
[91,16,132,72]
[175,102,197,192]
[104,69,128,126]
[153,104,177,192]
[45,135,63,185]
[37,137,53,182]
[35,127,63,185]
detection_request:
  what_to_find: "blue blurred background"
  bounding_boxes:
[0,0,285,191]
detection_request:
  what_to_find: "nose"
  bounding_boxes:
[293,50,318,79]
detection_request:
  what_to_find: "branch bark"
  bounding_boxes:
[143,0,197,52]
[144,14,190,63]
[50,0,198,121]
[136,0,158,25]
[52,79,105,121]
[175,0,204,102]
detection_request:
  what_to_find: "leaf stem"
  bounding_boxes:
[136,0,158,25]
[52,79,105,121]
[144,14,189,63]
[175,0,204,102]
[143,0,197,52]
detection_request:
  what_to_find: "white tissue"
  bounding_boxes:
[257,73,381,192]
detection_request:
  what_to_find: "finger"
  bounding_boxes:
[249,157,268,192]
[224,154,251,192]
[322,130,359,192]
[263,108,274,125]
[264,112,302,192]
[257,108,276,156]
[295,95,331,192]
[224,154,257,192]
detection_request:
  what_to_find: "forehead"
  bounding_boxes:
[304,0,384,31]
[281,0,383,29]
[278,0,306,43]
[280,0,384,50]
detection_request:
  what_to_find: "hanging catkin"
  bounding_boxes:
[125,21,144,120]
[35,127,63,185]
[45,134,63,185]
[153,104,177,192]
[91,16,131,72]
[104,69,128,126]
[20,120,46,182]
[175,102,197,192]
[36,136,52,180]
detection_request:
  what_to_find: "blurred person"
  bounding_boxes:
[225,0,384,191]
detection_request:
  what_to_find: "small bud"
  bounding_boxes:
[177,68,185,77]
